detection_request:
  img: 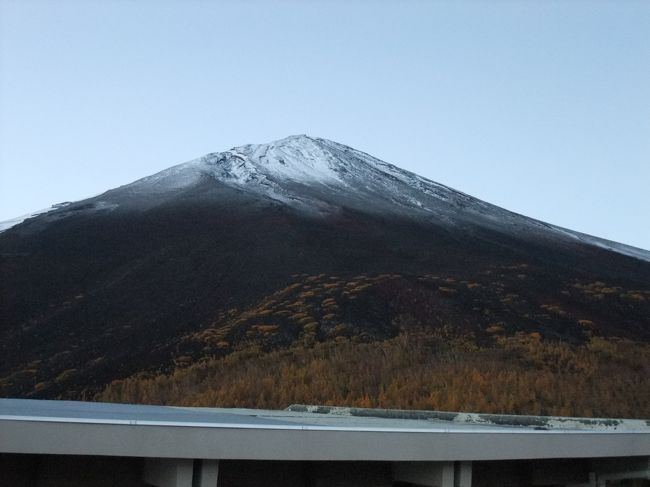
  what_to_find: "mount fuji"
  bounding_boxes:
[4,135,647,261]
[1,135,649,401]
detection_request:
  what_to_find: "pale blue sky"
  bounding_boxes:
[1,1,649,250]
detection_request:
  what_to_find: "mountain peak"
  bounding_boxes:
[3,135,649,264]
[268,133,315,144]
[204,134,348,188]
[230,133,317,152]
[115,135,650,263]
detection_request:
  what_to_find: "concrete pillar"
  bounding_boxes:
[441,463,455,487]
[143,458,220,487]
[566,472,602,487]
[454,461,472,487]
[143,458,194,487]
[594,457,650,486]
[393,461,464,487]
[195,460,219,487]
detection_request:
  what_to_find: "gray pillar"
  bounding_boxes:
[595,457,650,485]
[455,461,472,487]
[143,458,193,487]
[442,463,455,487]
[393,461,461,487]
[195,460,219,487]
[589,472,598,487]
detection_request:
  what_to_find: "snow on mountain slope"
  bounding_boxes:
[0,203,71,232]
[550,225,650,263]
[0,213,40,233]
[114,134,509,221]
[2,134,648,263]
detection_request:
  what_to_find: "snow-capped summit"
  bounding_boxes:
[120,134,478,217]
[215,134,348,185]
[128,134,352,189]
[107,135,650,262]
[2,135,649,264]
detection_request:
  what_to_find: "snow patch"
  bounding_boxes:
[0,203,70,233]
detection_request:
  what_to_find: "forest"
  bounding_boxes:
[97,328,650,419]
[5,266,649,419]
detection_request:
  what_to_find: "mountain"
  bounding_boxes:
[1,135,649,416]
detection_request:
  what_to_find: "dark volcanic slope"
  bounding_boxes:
[1,135,649,399]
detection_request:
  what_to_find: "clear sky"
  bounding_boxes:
[1,1,649,250]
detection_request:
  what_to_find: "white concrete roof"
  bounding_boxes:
[1,399,649,461]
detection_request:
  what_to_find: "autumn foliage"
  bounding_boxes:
[6,268,649,419]
[96,330,650,419]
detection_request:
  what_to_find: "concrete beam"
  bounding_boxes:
[3,418,649,461]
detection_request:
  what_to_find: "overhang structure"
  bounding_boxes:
[1,398,649,487]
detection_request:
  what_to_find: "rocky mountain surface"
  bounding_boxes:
[1,135,649,415]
